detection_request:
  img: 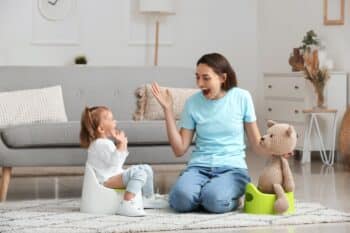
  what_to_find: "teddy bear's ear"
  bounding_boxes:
[286,125,294,137]
[267,120,277,128]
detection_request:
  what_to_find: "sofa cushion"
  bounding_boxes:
[133,84,198,120]
[0,85,68,128]
[1,121,171,148]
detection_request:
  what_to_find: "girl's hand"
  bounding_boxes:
[151,82,173,110]
[113,130,128,151]
[110,128,119,139]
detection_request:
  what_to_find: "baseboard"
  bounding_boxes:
[294,150,341,162]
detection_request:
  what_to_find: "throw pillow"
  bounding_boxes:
[0,85,68,128]
[133,84,198,120]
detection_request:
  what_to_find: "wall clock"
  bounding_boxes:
[38,0,76,21]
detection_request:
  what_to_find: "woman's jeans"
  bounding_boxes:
[169,166,250,213]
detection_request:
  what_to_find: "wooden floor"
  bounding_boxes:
[2,151,350,232]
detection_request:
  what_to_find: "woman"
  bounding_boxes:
[151,53,276,213]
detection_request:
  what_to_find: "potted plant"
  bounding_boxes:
[74,55,88,65]
[299,30,320,52]
[289,30,321,72]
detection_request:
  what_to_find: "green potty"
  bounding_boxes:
[114,188,125,193]
[243,182,295,215]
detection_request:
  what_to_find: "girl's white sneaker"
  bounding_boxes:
[116,199,146,217]
[143,194,169,209]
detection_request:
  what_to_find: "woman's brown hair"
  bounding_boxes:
[196,53,237,91]
[80,106,109,148]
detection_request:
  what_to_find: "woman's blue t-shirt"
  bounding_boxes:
[180,87,256,169]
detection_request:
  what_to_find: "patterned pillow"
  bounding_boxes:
[133,84,198,120]
[0,85,68,128]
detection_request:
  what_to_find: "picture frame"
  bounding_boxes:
[323,0,345,25]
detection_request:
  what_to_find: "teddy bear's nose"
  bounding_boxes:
[260,137,264,141]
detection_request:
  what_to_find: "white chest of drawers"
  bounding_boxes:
[263,72,347,150]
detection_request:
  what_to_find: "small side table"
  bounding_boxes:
[301,109,338,166]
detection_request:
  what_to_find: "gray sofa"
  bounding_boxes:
[0,66,195,201]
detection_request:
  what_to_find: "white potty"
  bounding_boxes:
[80,163,141,215]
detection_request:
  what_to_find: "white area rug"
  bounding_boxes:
[0,198,349,233]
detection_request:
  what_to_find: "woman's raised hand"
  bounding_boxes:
[151,82,173,110]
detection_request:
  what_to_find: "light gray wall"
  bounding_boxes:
[258,0,349,73]
[0,0,263,121]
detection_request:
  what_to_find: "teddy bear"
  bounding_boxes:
[257,120,297,214]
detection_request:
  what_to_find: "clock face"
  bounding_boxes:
[38,0,76,21]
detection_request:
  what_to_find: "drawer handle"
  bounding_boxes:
[268,107,272,112]
[268,84,272,88]
[294,109,299,114]
[294,85,299,89]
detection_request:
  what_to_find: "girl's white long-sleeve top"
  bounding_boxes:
[87,138,129,183]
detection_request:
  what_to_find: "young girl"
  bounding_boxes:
[80,106,167,217]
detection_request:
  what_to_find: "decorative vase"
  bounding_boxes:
[313,84,326,109]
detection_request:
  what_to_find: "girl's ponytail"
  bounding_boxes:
[80,107,96,148]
